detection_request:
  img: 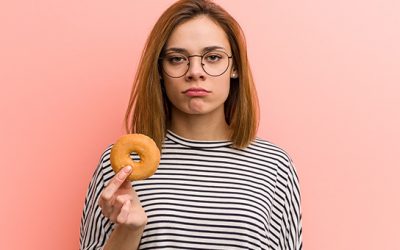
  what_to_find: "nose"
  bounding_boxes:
[185,55,206,81]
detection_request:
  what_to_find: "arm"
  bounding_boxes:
[281,159,303,250]
[80,158,110,249]
[80,153,147,250]
[99,166,147,250]
[103,224,145,250]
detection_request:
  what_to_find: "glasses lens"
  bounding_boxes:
[202,50,230,76]
[162,53,189,78]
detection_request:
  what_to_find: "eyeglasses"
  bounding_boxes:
[160,50,233,78]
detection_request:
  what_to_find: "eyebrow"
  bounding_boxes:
[164,46,227,54]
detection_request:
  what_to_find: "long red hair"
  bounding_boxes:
[125,0,259,150]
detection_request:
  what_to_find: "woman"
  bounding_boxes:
[80,0,302,249]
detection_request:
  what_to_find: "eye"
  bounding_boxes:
[204,52,223,63]
[165,54,187,64]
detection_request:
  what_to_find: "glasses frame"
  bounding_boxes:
[159,50,233,78]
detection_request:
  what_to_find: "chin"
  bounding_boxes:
[186,109,207,115]
[186,106,222,116]
[173,102,225,117]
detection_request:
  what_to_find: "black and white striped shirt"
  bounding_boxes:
[80,130,302,249]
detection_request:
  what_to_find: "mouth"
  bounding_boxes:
[182,87,211,97]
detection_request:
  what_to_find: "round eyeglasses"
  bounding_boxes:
[160,50,233,78]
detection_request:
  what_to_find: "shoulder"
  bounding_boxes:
[245,137,299,181]
[94,144,116,186]
[245,137,294,165]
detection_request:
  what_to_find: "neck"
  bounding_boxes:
[168,108,231,141]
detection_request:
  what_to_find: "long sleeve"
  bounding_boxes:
[79,149,114,250]
[280,159,303,249]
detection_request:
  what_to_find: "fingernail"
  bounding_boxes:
[124,166,132,173]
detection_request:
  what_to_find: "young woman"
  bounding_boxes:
[80,0,302,249]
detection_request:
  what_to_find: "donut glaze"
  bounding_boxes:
[110,134,160,181]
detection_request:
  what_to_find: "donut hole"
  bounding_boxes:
[130,152,141,163]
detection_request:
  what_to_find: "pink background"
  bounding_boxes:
[1,0,399,249]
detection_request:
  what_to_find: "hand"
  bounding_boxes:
[98,166,147,230]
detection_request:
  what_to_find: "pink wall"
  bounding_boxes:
[1,0,399,249]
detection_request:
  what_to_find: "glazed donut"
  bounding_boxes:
[110,133,160,181]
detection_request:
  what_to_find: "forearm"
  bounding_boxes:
[103,224,145,250]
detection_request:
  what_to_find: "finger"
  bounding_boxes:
[116,200,131,224]
[108,194,132,222]
[121,179,133,190]
[130,186,142,204]
[102,166,132,200]
[100,193,131,219]
[99,194,113,216]
[115,194,133,206]
[101,204,114,217]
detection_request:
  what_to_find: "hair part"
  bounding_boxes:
[125,0,259,150]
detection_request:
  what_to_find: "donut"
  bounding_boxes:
[110,133,160,181]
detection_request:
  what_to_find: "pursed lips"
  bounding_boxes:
[182,87,211,97]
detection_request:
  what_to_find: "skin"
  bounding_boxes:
[98,15,236,249]
[99,166,147,250]
[163,15,237,141]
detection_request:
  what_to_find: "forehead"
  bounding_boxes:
[165,15,231,52]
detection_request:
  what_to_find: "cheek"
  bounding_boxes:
[163,81,181,103]
[217,77,231,98]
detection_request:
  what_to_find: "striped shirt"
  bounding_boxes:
[80,130,302,249]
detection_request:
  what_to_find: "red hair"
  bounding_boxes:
[125,0,259,150]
